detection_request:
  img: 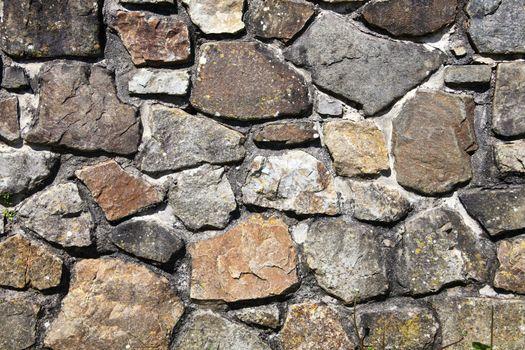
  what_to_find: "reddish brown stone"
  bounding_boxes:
[253,122,318,146]
[0,95,19,143]
[190,214,299,302]
[494,237,525,294]
[76,160,163,221]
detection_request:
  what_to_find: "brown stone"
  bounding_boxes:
[111,11,191,66]
[45,258,184,350]
[191,41,310,120]
[76,160,163,221]
[0,95,19,143]
[190,214,299,302]
[494,236,525,294]
[253,121,319,146]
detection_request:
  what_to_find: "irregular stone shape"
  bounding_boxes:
[190,214,298,302]
[362,0,457,36]
[19,183,93,247]
[182,0,244,34]
[459,187,525,236]
[393,91,476,195]
[121,0,173,3]
[305,218,388,302]
[128,69,190,95]
[280,303,355,350]
[494,236,525,293]
[136,105,245,174]
[466,0,525,54]
[253,122,319,146]
[111,11,191,66]
[191,41,310,120]
[0,95,19,142]
[431,297,525,350]
[111,219,184,264]
[242,150,339,215]
[492,62,525,137]
[232,304,281,329]
[395,207,494,295]
[0,234,63,290]
[324,120,389,177]
[357,299,439,350]
[76,160,163,221]
[0,297,39,350]
[45,258,184,350]
[444,65,492,87]
[248,0,315,41]
[285,12,444,116]
[1,66,29,90]
[0,145,58,196]
[169,165,237,230]
[175,311,271,350]
[316,92,344,117]
[25,62,139,155]
[0,0,101,58]
[494,141,525,175]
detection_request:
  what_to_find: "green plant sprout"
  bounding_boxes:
[1,192,16,223]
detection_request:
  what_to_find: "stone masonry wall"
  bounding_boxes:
[0,0,524,349]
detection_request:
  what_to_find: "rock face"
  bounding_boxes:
[24,62,140,155]
[492,62,525,137]
[191,41,310,120]
[19,183,93,248]
[253,122,319,147]
[466,0,525,54]
[175,311,271,350]
[76,160,163,221]
[169,165,237,230]
[0,95,19,143]
[128,69,190,95]
[285,12,444,115]
[242,150,339,215]
[459,187,525,236]
[316,92,344,117]
[0,234,63,290]
[323,120,389,177]
[444,65,492,87]
[111,219,184,264]
[0,297,39,350]
[362,0,457,36]
[0,0,101,58]
[182,0,245,34]
[248,0,315,41]
[305,218,389,302]
[111,11,191,66]
[189,215,298,302]
[393,91,476,195]
[136,105,245,174]
[1,66,29,90]
[280,303,355,350]
[232,304,281,329]
[45,258,184,350]
[395,207,494,295]
[494,141,525,175]
[494,236,525,294]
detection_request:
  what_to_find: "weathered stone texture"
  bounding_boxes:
[1,66,29,90]
[492,62,525,137]
[253,122,319,146]
[128,69,190,95]
[182,0,245,34]
[232,304,281,329]
[0,297,39,350]
[494,236,525,294]
[0,95,19,143]
[444,65,492,87]
[495,141,525,175]
[316,92,344,117]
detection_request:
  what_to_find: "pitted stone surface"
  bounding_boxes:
[182,0,245,34]
[492,62,525,137]
[0,297,39,350]
[495,141,525,175]
[0,95,19,143]
[253,122,318,147]
[494,236,525,294]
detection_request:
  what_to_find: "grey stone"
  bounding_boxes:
[0,95,19,143]
[492,62,525,137]
[284,12,444,115]
[494,141,525,175]
[444,65,492,87]
[1,66,29,90]
[305,218,389,302]
[232,304,281,329]
[121,0,174,3]
[181,0,245,34]
[137,105,246,174]
[169,165,237,230]
[315,92,344,117]
[128,69,190,95]
[0,297,39,350]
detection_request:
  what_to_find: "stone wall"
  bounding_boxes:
[0,0,524,349]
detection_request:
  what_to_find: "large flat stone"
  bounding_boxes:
[0,96,19,143]
[0,297,39,350]
[182,0,245,34]
[494,141,525,175]
[494,236,525,294]
[492,62,525,137]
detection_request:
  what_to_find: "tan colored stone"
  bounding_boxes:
[76,160,163,221]
[182,0,245,34]
[494,141,525,175]
[494,236,525,294]
[190,214,298,302]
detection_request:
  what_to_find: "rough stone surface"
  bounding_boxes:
[121,0,174,3]
[182,0,245,34]
[24,62,139,155]
[395,207,494,295]
[492,62,525,137]
[248,0,315,41]
[242,150,339,215]
[494,236,525,294]
[0,234,63,290]
[253,122,319,146]
[111,11,191,66]
[0,297,39,350]
[190,214,298,302]
[285,12,444,115]
[466,0,525,54]
[136,105,245,174]
[19,183,93,247]
[494,141,525,175]
[0,0,101,58]
[444,65,493,87]
[362,0,457,36]
[305,218,389,302]
[111,219,185,264]
[128,69,190,95]
[393,91,476,195]
[0,95,19,143]
[459,187,525,236]
[169,165,237,230]
[45,258,184,350]
[315,92,344,117]
[76,160,163,221]
[191,41,310,120]
[232,304,281,329]
[280,303,355,350]
[1,66,29,90]
[323,120,389,177]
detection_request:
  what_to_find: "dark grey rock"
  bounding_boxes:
[1,66,29,90]
[0,95,19,143]
[444,65,492,87]
[492,62,525,137]
[0,297,39,350]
